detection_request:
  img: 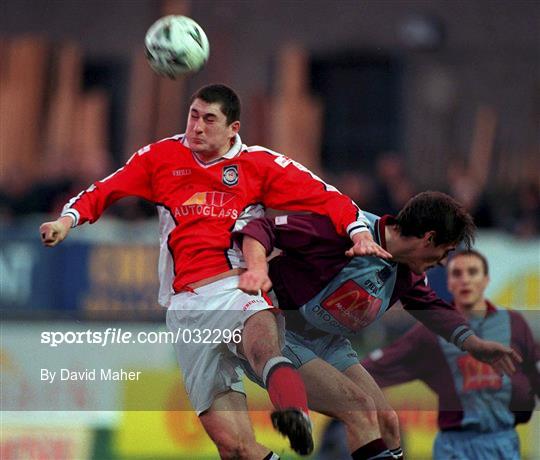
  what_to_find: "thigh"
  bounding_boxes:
[167,279,278,413]
[166,307,246,414]
[299,358,374,415]
[343,363,394,411]
[238,310,282,366]
[319,335,360,372]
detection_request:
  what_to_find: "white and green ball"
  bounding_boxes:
[145,15,209,78]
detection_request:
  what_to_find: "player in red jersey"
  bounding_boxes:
[40,84,390,459]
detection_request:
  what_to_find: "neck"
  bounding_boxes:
[193,136,236,163]
[196,150,226,163]
[384,225,408,262]
[458,298,488,319]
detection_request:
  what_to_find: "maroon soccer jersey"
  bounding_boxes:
[362,304,540,430]
[234,213,470,344]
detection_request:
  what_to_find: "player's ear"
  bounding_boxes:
[423,230,436,246]
[230,120,241,134]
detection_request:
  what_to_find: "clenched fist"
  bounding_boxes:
[39,216,73,247]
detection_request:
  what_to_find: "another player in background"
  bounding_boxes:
[39,84,390,459]
[234,192,522,460]
[362,249,539,460]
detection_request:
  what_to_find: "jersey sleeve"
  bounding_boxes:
[61,145,155,226]
[510,311,540,397]
[232,213,353,308]
[232,213,347,255]
[256,151,369,238]
[361,324,431,387]
[400,273,473,349]
[233,216,277,255]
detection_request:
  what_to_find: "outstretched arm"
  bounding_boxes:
[256,151,391,259]
[362,324,428,387]
[238,236,272,295]
[401,273,522,376]
[38,144,156,247]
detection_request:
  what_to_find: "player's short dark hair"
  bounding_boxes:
[395,191,476,248]
[190,84,241,125]
[450,249,489,275]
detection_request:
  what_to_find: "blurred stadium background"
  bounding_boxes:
[1,0,538,458]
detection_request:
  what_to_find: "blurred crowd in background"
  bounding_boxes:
[1,0,538,239]
[1,149,538,237]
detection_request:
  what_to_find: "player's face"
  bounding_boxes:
[447,255,489,309]
[186,99,240,159]
[407,236,455,275]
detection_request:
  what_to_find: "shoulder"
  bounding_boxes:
[279,213,335,230]
[140,134,188,154]
[276,213,346,243]
[507,308,533,333]
[127,135,188,165]
[398,265,426,289]
[239,145,289,164]
[153,134,188,153]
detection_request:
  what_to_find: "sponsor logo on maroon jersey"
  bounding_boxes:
[457,355,502,392]
[321,280,382,332]
[222,165,239,186]
[174,191,238,219]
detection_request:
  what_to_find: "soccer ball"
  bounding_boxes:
[145,15,209,78]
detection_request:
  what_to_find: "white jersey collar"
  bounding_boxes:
[181,134,243,165]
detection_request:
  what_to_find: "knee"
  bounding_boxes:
[249,343,277,371]
[243,316,280,372]
[341,389,378,427]
[378,409,401,445]
[214,433,253,459]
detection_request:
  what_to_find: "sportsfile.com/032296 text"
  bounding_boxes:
[40,327,242,347]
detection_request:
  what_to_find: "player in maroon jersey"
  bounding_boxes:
[39,84,391,459]
[362,250,539,459]
[233,193,522,459]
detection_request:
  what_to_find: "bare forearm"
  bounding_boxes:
[242,235,269,272]
[238,236,272,294]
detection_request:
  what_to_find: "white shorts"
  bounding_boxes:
[166,276,283,415]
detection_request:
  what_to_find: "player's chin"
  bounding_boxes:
[408,264,424,275]
[187,139,205,150]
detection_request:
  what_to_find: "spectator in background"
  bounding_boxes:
[363,249,539,460]
[331,171,376,209]
[446,160,494,229]
[510,181,540,238]
[372,152,416,216]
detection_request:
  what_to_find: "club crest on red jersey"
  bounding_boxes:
[222,165,239,186]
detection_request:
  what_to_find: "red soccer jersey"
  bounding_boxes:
[61,134,368,305]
